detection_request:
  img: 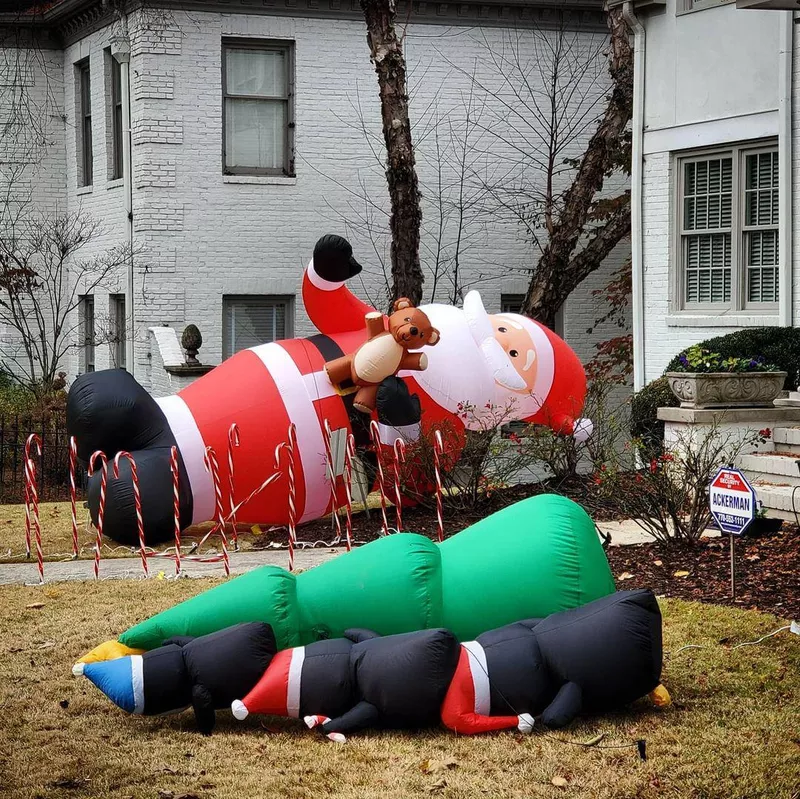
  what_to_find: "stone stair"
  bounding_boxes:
[739,425,800,521]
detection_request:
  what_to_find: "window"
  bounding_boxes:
[222,39,294,176]
[110,294,126,369]
[109,53,123,180]
[676,142,778,310]
[77,59,93,186]
[222,296,293,358]
[80,295,95,373]
[501,294,525,314]
[678,0,735,14]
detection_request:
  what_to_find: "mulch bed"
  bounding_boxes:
[252,481,799,620]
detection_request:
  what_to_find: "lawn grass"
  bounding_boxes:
[0,581,798,799]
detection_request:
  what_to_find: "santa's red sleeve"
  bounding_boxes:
[302,260,378,335]
[440,646,519,735]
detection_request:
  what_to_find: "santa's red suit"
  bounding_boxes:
[68,235,588,542]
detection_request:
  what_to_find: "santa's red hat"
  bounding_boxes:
[231,647,305,720]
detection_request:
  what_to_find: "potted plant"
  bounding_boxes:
[666,345,787,408]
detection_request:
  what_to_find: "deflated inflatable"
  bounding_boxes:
[77,495,615,662]
[75,591,669,736]
[66,234,589,545]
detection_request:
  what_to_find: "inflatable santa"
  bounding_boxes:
[67,235,589,544]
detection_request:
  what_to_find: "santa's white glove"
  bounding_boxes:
[573,418,594,444]
[517,713,535,733]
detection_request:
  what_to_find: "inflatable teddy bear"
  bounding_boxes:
[325,299,440,413]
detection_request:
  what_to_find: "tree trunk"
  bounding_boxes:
[522,5,633,326]
[360,0,424,307]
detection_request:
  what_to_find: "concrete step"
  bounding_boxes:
[772,426,800,452]
[750,481,800,522]
[739,452,800,486]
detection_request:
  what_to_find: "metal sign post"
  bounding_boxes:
[709,467,757,599]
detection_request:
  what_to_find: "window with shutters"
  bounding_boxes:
[222,296,294,359]
[222,39,295,176]
[676,142,778,311]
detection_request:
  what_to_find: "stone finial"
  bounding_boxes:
[181,324,202,365]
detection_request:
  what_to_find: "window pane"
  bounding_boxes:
[500,294,524,314]
[224,298,288,357]
[746,230,779,303]
[683,157,732,231]
[745,151,779,227]
[684,233,731,303]
[225,98,285,170]
[226,48,286,97]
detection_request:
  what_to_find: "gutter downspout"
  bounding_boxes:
[622,1,646,390]
[778,11,793,328]
[111,30,135,377]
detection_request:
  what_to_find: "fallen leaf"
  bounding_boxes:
[251,525,263,536]
[653,560,663,566]
[746,554,761,562]
[421,757,459,774]
[26,602,45,609]
[582,733,605,746]
[37,641,55,649]
[618,572,635,580]
[673,570,690,578]
[157,571,166,580]
[427,778,447,793]
[551,776,569,788]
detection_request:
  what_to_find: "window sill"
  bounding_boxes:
[106,178,124,190]
[665,313,781,328]
[76,185,93,196]
[223,174,297,186]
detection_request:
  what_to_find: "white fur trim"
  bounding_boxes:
[131,655,145,715]
[517,713,535,733]
[286,646,306,718]
[155,395,216,526]
[231,699,249,720]
[462,641,491,715]
[306,259,344,291]
[303,370,337,400]
[376,422,421,445]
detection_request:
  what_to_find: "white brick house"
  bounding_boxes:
[617,0,796,389]
[0,0,629,395]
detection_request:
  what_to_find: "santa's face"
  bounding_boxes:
[489,314,539,395]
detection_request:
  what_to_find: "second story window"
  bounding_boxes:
[77,59,93,186]
[110,55,123,180]
[222,39,294,176]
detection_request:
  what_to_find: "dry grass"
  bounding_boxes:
[0,581,798,799]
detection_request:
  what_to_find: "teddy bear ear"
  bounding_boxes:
[427,328,441,346]
[393,298,412,312]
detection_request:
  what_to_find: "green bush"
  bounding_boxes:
[665,327,800,390]
[0,371,38,418]
[630,376,678,458]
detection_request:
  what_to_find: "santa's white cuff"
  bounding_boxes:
[306,260,344,291]
[375,422,421,445]
[517,713,535,733]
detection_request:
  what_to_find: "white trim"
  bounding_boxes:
[249,343,330,522]
[286,646,305,718]
[155,395,216,525]
[306,259,344,291]
[303,370,337,400]
[643,111,778,156]
[665,314,781,328]
[778,12,793,327]
[376,422,421,445]
[131,655,145,715]
[462,641,490,716]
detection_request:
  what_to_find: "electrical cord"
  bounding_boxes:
[666,624,795,658]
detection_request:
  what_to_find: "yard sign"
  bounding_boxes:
[709,467,756,536]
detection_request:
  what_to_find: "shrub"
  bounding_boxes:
[630,376,678,458]
[665,327,800,390]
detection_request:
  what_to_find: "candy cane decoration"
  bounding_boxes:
[112,451,149,577]
[88,451,108,580]
[369,421,389,536]
[227,423,241,551]
[274,423,298,571]
[342,434,356,552]
[323,419,342,542]
[23,433,42,560]
[69,436,79,559]
[170,445,182,577]
[24,434,43,583]
[392,438,406,532]
[203,446,230,577]
[433,429,444,543]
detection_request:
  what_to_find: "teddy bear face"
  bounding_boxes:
[388,307,440,349]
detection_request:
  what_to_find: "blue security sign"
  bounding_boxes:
[709,467,756,536]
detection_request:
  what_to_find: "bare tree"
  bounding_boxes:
[0,212,132,396]
[360,0,424,307]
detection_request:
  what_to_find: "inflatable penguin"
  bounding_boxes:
[66,234,590,545]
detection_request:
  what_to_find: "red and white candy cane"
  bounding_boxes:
[203,446,230,577]
[170,445,182,576]
[342,434,356,552]
[24,434,43,583]
[88,451,108,580]
[227,423,240,551]
[433,429,445,543]
[274,423,298,572]
[392,438,406,532]
[113,451,149,578]
[369,421,390,536]
[69,436,79,559]
[323,419,343,543]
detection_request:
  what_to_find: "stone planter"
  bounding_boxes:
[665,371,787,409]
